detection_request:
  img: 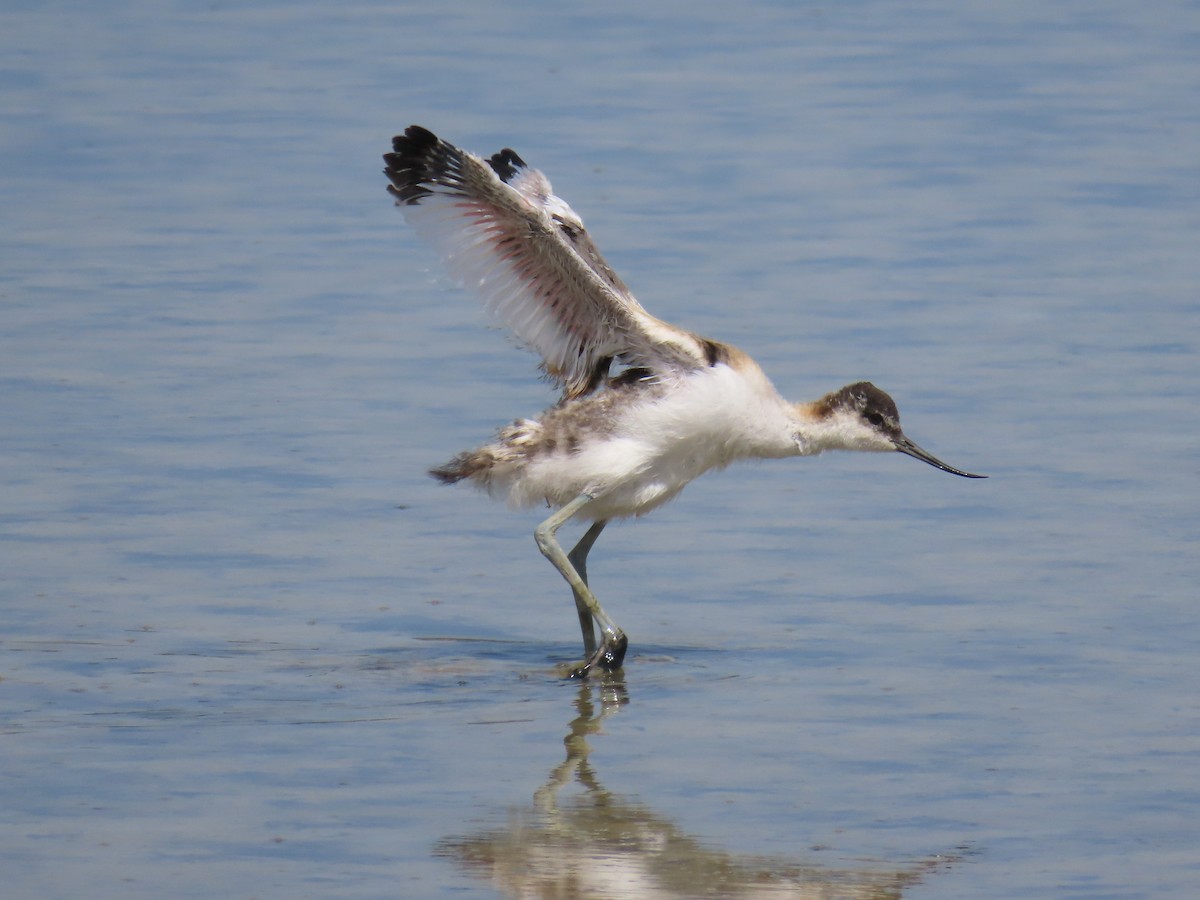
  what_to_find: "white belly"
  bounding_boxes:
[494,364,796,519]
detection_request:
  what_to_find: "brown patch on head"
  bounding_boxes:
[816,382,903,434]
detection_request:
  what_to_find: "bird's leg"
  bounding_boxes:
[567,519,608,656]
[534,494,628,678]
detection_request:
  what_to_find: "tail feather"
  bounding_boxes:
[429,449,493,485]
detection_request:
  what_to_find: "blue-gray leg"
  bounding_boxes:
[534,494,627,677]
[567,519,608,654]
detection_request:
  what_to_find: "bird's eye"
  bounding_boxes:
[865,412,885,428]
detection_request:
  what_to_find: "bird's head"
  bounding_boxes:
[811,382,985,478]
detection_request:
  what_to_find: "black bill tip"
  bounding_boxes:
[894,436,986,479]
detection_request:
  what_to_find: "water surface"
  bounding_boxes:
[3,2,1198,897]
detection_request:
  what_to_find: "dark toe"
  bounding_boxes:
[565,634,628,679]
[598,634,628,670]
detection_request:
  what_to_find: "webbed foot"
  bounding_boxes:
[560,633,629,679]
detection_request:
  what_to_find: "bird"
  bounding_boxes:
[384,125,985,678]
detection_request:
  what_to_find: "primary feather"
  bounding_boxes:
[384,125,708,398]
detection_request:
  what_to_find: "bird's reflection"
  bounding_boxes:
[437,676,963,898]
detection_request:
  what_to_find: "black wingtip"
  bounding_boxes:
[487,147,526,183]
[384,125,462,206]
[391,124,437,155]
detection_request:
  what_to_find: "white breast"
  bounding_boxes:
[506,364,798,520]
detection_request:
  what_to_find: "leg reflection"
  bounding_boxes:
[436,675,966,897]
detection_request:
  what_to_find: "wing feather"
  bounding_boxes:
[384,126,705,397]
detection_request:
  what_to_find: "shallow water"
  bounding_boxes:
[3,1,1199,897]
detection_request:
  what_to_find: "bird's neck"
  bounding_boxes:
[786,401,871,457]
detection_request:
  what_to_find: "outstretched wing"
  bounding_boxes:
[384,126,707,397]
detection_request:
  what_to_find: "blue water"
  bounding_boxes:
[3,1,1198,897]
